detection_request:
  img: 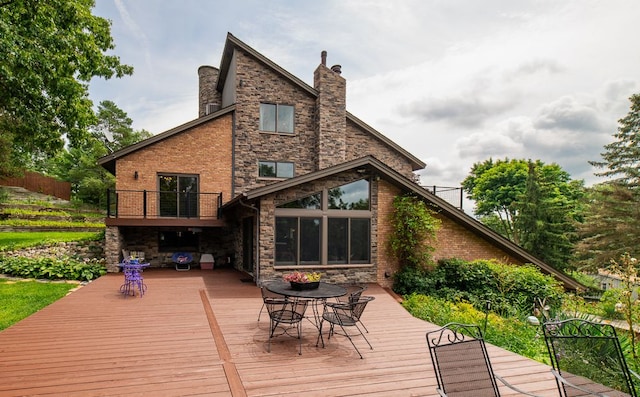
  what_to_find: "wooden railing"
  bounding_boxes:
[106,189,222,220]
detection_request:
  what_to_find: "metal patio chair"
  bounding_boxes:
[335,284,369,332]
[258,285,285,322]
[426,323,543,397]
[264,296,308,355]
[317,295,375,359]
[542,318,640,397]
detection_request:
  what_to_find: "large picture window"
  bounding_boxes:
[158,174,198,218]
[275,179,371,266]
[260,103,294,134]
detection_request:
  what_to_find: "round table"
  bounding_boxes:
[264,280,347,331]
[265,280,347,299]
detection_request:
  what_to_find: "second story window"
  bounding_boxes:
[260,103,294,133]
[259,161,294,179]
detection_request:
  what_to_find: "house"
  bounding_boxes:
[98,33,582,290]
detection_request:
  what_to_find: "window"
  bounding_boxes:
[275,179,371,266]
[158,231,199,252]
[259,161,294,178]
[158,174,198,218]
[260,103,294,133]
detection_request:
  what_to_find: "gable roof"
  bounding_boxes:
[218,33,425,170]
[232,155,583,291]
[97,105,236,174]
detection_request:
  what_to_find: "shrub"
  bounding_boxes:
[394,257,564,317]
[0,255,106,281]
[402,293,547,362]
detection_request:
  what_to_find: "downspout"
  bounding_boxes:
[239,197,260,283]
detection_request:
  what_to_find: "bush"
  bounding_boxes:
[402,293,548,362]
[393,257,564,317]
[0,255,106,281]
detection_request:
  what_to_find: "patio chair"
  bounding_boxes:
[336,284,368,332]
[264,296,308,355]
[542,318,640,397]
[316,295,375,359]
[426,323,543,397]
[258,285,285,322]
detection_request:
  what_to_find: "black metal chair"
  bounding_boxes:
[335,284,368,332]
[426,323,543,397]
[542,318,640,397]
[257,285,285,323]
[264,296,308,355]
[316,295,374,359]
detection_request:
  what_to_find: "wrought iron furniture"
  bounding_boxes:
[542,318,640,397]
[263,295,309,355]
[426,323,542,397]
[336,284,368,332]
[119,260,148,298]
[265,280,347,328]
[316,295,375,359]
[258,285,285,322]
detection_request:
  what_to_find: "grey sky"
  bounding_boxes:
[90,0,639,200]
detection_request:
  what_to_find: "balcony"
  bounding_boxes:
[105,189,224,227]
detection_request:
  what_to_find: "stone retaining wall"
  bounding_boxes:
[2,240,104,260]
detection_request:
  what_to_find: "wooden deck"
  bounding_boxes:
[0,268,562,396]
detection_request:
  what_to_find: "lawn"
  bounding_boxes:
[0,231,101,251]
[0,279,78,331]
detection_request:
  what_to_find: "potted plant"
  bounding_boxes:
[283,271,321,290]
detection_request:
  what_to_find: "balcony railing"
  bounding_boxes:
[106,189,222,220]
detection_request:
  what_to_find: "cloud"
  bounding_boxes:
[533,96,602,131]
[399,95,516,128]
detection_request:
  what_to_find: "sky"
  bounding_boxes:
[89,0,640,210]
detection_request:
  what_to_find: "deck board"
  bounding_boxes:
[0,269,566,396]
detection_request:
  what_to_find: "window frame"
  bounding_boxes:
[259,103,295,134]
[258,160,295,179]
[274,179,371,267]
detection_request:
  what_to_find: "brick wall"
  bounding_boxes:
[374,181,525,288]
[115,114,233,212]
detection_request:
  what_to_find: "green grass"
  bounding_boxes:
[0,279,77,331]
[0,231,103,251]
[0,219,104,228]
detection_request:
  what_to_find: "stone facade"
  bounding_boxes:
[314,63,347,169]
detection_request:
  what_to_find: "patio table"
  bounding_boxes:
[265,280,347,329]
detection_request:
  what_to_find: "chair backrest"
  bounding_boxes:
[542,318,638,397]
[337,284,366,303]
[426,323,501,397]
[261,286,285,300]
[350,295,374,321]
[264,297,308,323]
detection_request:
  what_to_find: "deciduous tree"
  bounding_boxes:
[0,0,133,176]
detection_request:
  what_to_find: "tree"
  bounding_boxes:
[590,93,640,187]
[48,101,150,206]
[91,100,152,153]
[578,94,640,268]
[0,0,133,176]
[462,158,584,270]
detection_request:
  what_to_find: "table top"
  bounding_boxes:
[265,280,347,299]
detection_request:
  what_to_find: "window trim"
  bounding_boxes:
[274,179,371,267]
[258,160,295,179]
[259,103,295,134]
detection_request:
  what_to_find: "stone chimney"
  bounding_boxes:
[198,65,222,117]
[314,51,347,170]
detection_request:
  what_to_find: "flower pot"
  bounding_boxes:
[290,281,320,291]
